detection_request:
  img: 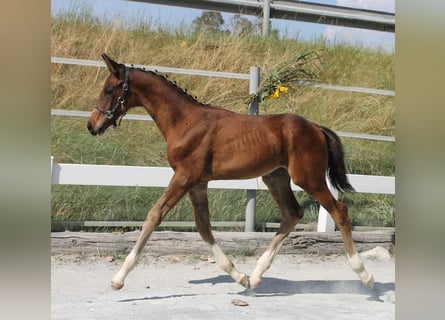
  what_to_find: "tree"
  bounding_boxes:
[229,14,280,38]
[230,14,259,36]
[192,11,225,34]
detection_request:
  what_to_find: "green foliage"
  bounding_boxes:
[251,51,322,103]
[192,11,225,34]
[230,14,261,36]
[51,9,395,230]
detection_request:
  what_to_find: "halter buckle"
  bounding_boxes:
[105,110,114,119]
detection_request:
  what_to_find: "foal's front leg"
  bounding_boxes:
[189,184,249,287]
[111,174,191,290]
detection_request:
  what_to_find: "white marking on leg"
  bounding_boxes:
[250,249,275,288]
[211,244,247,286]
[211,244,231,272]
[111,250,139,289]
[347,253,374,288]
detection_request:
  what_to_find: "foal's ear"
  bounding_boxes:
[101,53,125,79]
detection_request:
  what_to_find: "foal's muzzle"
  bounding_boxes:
[87,122,96,135]
[87,120,108,136]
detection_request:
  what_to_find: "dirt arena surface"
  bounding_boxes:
[51,251,395,319]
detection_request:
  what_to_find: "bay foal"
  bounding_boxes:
[87,54,374,290]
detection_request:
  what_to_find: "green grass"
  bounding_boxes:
[51,9,395,231]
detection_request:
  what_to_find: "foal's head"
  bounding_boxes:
[87,54,137,136]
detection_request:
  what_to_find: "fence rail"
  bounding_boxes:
[51,220,310,230]
[129,0,395,32]
[52,161,395,194]
[51,108,395,142]
[51,161,395,194]
[51,57,395,97]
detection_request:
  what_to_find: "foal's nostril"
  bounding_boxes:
[87,122,96,135]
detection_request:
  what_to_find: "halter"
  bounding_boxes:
[95,66,130,127]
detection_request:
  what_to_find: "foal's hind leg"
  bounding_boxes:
[307,184,374,288]
[189,183,248,287]
[250,168,303,289]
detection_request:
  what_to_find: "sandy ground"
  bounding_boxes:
[51,251,395,320]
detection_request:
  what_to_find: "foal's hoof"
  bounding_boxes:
[362,274,375,289]
[111,281,124,290]
[249,276,262,289]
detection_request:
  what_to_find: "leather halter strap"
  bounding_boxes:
[94,66,130,127]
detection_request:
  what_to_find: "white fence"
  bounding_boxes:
[51,158,395,232]
[51,160,395,194]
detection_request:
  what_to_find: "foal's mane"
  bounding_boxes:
[132,65,209,106]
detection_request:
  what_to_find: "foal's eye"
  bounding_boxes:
[104,87,114,96]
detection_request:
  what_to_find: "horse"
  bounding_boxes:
[87,53,374,291]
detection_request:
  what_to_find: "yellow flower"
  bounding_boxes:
[267,85,288,99]
[278,85,288,93]
[180,41,187,48]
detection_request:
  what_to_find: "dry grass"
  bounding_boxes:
[51,12,394,132]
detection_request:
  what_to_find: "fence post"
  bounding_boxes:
[245,66,260,232]
[316,176,337,232]
[262,0,271,37]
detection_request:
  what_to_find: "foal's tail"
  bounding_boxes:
[319,126,355,192]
